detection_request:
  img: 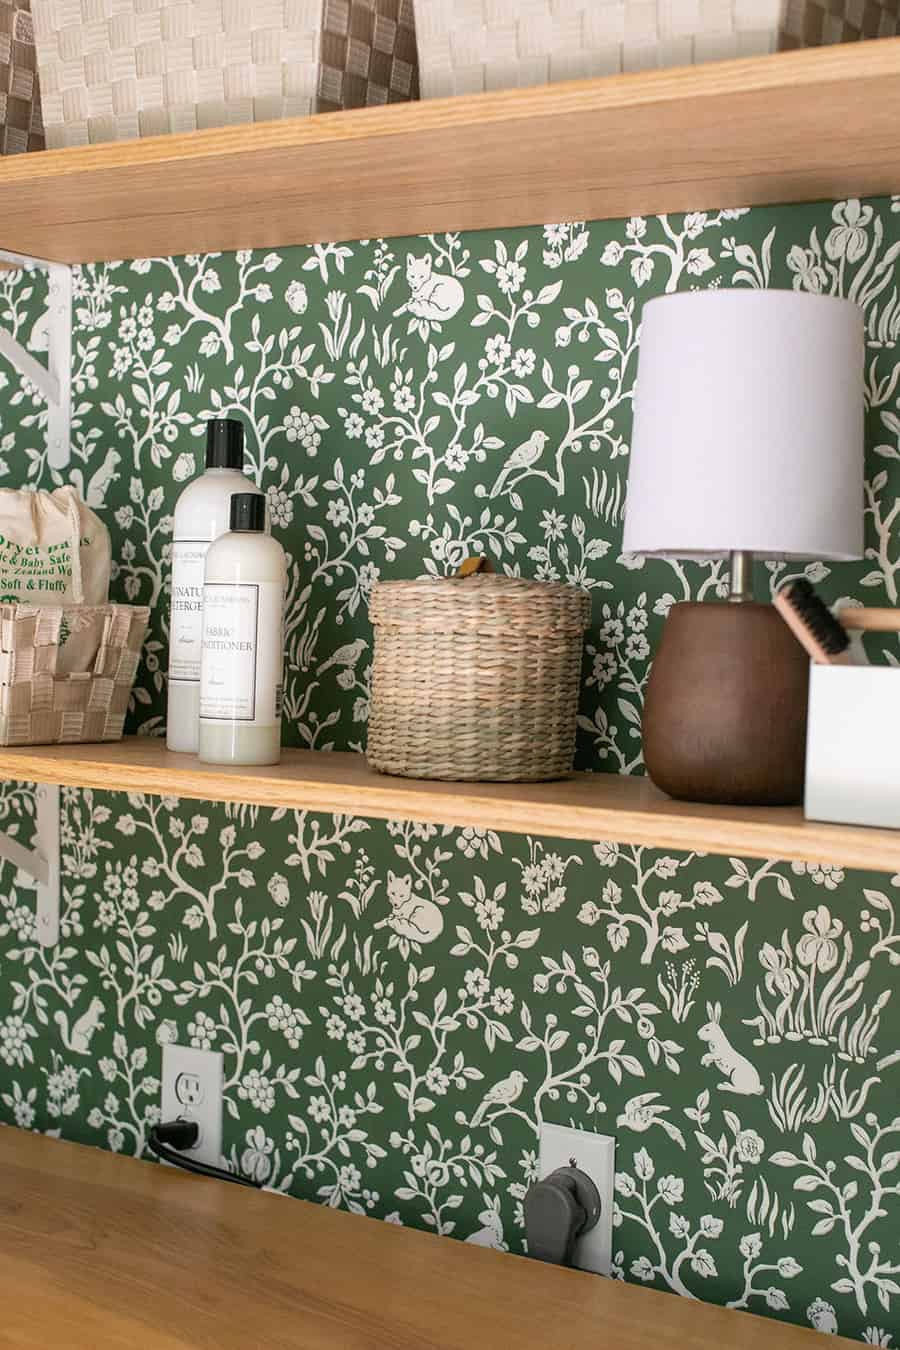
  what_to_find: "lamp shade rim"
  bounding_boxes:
[625,548,864,563]
[640,288,861,314]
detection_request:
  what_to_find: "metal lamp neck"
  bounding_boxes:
[728,550,754,603]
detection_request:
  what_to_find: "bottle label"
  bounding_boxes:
[200,580,283,726]
[169,539,210,684]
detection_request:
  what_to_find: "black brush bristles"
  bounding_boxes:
[779,578,850,657]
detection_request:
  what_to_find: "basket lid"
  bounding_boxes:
[370,573,591,636]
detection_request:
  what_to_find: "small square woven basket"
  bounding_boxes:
[367,573,591,782]
[30,0,323,148]
[413,0,900,95]
[14,0,900,154]
[0,0,43,153]
[0,602,149,745]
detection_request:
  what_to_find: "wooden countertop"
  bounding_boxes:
[0,1128,852,1349]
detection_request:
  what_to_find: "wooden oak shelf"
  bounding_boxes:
[3,738,898,872]
[2,40,900,263]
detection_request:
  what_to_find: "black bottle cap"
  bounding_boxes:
[205,417,245,469]
[230,492,266,533]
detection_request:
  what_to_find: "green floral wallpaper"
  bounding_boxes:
[0,197,899,1344]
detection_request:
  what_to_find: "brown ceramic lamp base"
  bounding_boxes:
[642,601,809,806]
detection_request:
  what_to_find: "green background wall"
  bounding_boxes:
[0,198,899,1343]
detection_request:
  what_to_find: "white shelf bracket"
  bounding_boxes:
[0,250,72,470]
[0,783,61,947]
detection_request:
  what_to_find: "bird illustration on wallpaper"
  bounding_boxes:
[488,430,550,497]
[617,1092,687,1148]
[698,1003,765,1095]
[469,1070,526,1128]
[316,638,368,678]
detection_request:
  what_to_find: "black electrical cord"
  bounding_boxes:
[148,1119,261,1189]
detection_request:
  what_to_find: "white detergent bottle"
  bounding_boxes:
[199,493,286,766]
[167,419,262,753]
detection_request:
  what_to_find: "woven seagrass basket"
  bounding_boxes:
[0,602,149,744]
[367,569,590,782]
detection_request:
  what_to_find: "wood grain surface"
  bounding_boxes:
[0,39,899,262]
[0,738,898,872]
[0,1128,856,1349]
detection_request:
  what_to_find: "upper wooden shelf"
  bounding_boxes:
[2,40,900,262]
[2,738,898,872]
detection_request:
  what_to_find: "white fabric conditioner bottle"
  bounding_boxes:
[199,492,286,766]
[167,418,262,753]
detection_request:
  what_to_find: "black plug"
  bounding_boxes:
[153,1118,199,1151]
[148,1119,259,1189]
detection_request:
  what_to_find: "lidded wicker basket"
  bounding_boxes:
[367,566,590,782]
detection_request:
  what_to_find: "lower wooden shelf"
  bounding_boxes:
[0,737,896,872]
[0,1128,854,1350]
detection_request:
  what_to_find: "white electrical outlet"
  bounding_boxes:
[161,1044,223,1168]
[539,1122,615,1275]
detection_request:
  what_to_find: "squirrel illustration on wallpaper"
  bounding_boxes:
[67,449,122,508]
[397,254,465,323]
[54,996,105,1054]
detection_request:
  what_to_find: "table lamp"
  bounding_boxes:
[623,289,864,806]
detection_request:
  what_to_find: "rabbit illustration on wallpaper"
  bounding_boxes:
[397,254,465,323]
[379,870,444,945]
[27,310,49,354]
[54,996,105,1055]
[465,1196,507,1251]
[698,1001,764,1095]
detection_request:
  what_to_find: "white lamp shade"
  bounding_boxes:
[622,290,864,561]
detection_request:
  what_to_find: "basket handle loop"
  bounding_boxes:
[454,556,494,579]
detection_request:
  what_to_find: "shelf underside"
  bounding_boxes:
[1,40,900,262]
[1,739,897,872]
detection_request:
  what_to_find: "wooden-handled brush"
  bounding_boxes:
[837,607,900,632]
[774,579,853,664]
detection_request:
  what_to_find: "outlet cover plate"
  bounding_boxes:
[161,1044,223,1169]
[539,1123,615,1275]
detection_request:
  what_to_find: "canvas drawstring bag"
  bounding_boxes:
[0,486,111,607]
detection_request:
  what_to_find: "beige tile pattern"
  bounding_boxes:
[414,0,900,95]
[30,0,323,146]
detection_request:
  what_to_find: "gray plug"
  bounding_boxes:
[524,1163,602,1266]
